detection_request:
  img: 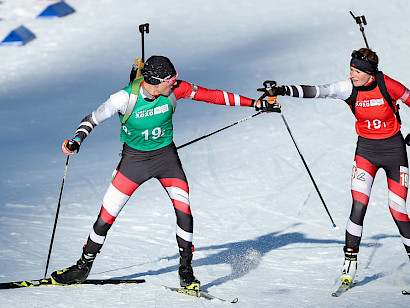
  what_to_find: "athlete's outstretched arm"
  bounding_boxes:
[173,80,255,107]
[72,90,130,141]
[275,80,353,101]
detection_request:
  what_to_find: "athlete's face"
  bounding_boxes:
[350,66,372,87]
[155,76,178,96]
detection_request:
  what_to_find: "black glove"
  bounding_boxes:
[255,99,281,113]
[256,85,287,97]
[62,137,81,156]
[404,133,410,146]
[272,86,287,96]
[67,139,81,152]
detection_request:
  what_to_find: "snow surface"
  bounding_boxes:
[1,0,410,307]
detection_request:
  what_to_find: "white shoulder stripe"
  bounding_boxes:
[223,91,230,106]
[234,94,240,106]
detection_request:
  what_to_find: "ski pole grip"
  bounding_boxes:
[256,80,277,101]
[263,80,277,97]
[139,23,149,34]
[263,80,277,88]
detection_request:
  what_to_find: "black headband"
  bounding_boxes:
[350,51,378,75]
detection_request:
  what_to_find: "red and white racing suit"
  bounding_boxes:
[72,80,255,255]
[282,75,410,256]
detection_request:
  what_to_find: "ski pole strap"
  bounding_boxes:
[122,76,144,124]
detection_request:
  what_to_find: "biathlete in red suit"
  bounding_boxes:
[269,48,410,284]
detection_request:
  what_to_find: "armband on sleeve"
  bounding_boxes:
[399,88,410,103]
[188,84,198,100]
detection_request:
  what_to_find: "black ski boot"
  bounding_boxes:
[178,247,200,289]
[51,251,96,284]
[340,246,358,284]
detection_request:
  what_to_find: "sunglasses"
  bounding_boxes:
[151,71,179,84]
[351,50,376,64]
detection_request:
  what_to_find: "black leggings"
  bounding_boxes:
[84,142,194,255]
[346,132,410,255]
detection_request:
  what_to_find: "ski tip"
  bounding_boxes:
[402,290,410,295]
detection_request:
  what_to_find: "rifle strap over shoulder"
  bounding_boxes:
[168,91,177,112]
[375,71,401,124]
[345,71,401,125]
[122,76,144,124]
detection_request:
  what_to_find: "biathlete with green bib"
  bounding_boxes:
[51,55,280,289]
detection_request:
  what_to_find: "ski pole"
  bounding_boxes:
[44,156,70,278]
[279,113,338,229]
[258,81,338,229]
[350,11,369,48]
[176,87,271,150]
[176,112,262,150]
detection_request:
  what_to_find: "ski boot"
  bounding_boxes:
[179,246,200,290]
[340,246,358,284]
[51,251,96,285]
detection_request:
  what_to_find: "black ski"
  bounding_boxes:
[0,278,145,290]
[163,285,238,303]
[402,290,410,295]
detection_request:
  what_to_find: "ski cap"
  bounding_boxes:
[350,50,378,75]
[142,55,177,85]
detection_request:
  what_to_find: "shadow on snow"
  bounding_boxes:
[113,227,344,291]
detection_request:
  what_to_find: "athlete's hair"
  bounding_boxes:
[358,48,379,64]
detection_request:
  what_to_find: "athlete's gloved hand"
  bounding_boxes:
[257,85,287,97]
[405,133,410,146]
[62,137,81,156]
[255,98,281,113]
[271,86,287,96]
